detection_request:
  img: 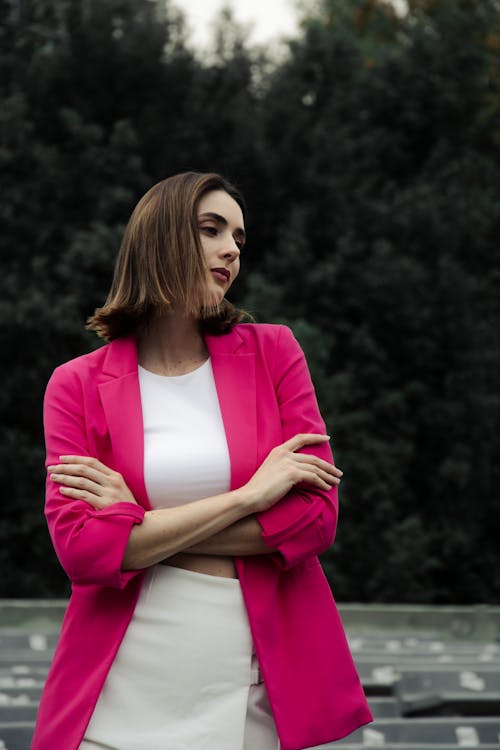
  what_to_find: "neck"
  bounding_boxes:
[137,311,208,375]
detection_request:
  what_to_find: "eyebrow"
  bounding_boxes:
[199,211,246,244]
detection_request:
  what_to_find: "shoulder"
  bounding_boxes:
[233,322,299,352]
[231,323,305,381]
[45,344,111,397]
[49,344,110,380]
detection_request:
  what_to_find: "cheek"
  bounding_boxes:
[199,238,211,263]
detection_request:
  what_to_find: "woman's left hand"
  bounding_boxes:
[47,456,138,510]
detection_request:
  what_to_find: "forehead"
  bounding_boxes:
[198,190,244,227]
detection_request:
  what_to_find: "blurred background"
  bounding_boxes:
[1,0,499,604]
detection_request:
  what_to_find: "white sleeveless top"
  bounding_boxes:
[138,358,231,508]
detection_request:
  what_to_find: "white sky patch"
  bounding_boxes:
[172,0,300,51]
[172,0,409,54]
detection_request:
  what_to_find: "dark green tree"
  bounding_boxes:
[245,0,500,601]
[1,0,498,602]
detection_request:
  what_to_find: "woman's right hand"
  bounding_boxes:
[47,455,138,509]
[242,434,342,513]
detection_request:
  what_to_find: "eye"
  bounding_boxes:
[200,225,218,237]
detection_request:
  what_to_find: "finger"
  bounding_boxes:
[298,463,341,485]
[47,463,107,486]
[58,486,106,508]
[316,468,341,485]
[293,454,343,477]
[297,472,332,492]
[50,473,104,496]
[283,434,331,452]
[57,456,114,476]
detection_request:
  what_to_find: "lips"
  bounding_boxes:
[211,267,230,283]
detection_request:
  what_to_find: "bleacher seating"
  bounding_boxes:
[317,631,500,749]
[0,628,53,748]
[0,604,499,749]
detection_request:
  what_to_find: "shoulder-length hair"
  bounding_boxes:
[87,171,247,341]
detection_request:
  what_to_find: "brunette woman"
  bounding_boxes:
[31,172,372,750]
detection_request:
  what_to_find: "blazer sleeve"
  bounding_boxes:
[43,364,145,589]
[256,325,338,569]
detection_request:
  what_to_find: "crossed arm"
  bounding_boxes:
[48,433,340,570]
[44,327,341,585]
[186,515,270,556]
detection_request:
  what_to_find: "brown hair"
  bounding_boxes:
[87,172,248,341]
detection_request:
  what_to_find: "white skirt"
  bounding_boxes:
[80,565,279,750]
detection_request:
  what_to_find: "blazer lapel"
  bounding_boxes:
[97,337,151,510]
[206,329,258,491]
[96,328,258,506]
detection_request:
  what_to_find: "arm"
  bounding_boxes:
[167,327,341,562]
[47,356,336,577]
[256,325,339,569]
[50,432,335,571]
[125,417,339,563]
[44,365,257,577]
[44,365,145,589]
[121,491,256,569]
[123,430,337,564]
[184,515,273,556]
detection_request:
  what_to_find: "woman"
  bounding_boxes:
[31,172,372,750]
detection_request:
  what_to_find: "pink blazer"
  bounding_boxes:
[31,323,372,750]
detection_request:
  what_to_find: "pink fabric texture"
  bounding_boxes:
[31,324,372,750]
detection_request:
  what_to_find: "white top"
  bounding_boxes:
[138,359,231,508]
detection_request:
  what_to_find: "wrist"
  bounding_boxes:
[232,485,259,514]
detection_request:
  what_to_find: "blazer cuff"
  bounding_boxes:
[89,502,146,522]
[71,503,146,588]
[257,492,326,570]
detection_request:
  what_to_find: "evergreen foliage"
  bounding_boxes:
[1,0,499,601]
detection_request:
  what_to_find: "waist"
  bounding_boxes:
[159,552,237,579]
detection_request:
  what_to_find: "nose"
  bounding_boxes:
[221,236,240,262]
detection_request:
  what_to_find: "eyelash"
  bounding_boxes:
[201,226,218,236]
[200,225,245,250]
